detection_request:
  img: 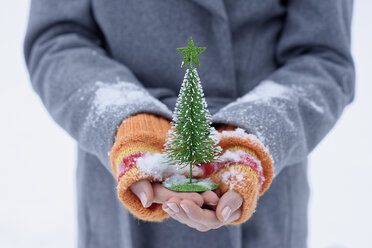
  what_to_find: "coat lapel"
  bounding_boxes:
[189,0,228,21]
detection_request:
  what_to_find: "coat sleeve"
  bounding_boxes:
[211,0,355,177]
[24,0,172,172]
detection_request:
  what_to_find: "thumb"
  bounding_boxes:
[129,179,154,208]
[216,190,243,222]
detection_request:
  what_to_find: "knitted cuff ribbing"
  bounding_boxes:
[209,124,274,224]
[110,113,172,222]
[215,125,274,195]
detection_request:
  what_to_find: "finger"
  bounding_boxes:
[153,183,203,206]
[129,179,154,208]
[225,209,242,224]
[216,190,243,222]
[179,199,223,229]
[163,197,209,231]
[153,183,175,204]
[200,191,219,209]
[169,213,210,232]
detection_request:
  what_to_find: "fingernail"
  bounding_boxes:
[139,192,147,208]
[167,203,179,213]
[207,202,217,206]
[180,204,189,214]
[222,206,231,221]
[163,207,173,215]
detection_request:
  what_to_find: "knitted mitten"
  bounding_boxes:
[110,113,172,221]
[200,124,274,224]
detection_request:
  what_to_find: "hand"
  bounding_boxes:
[162,190,243,232]
[130,179,205,208]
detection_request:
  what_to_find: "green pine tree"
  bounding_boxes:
[164,37,222,184]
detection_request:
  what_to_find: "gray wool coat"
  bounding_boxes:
[24,0,354,247]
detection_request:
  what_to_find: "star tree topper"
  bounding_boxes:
[177,37,206,67]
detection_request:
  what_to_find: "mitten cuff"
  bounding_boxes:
[211,164,260,225]
[206,124,274,224]
[206,147,261,224]
[117,167,169,221]
[110,113,172,221]
[215,125,274,195]
[110,113,171,179]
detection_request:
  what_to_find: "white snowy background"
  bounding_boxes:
[0,1,371,247]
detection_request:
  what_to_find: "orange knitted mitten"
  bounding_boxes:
[110,113,172,221]
[200,124,274,224]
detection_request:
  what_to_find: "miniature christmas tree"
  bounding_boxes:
[163,37,222,192]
